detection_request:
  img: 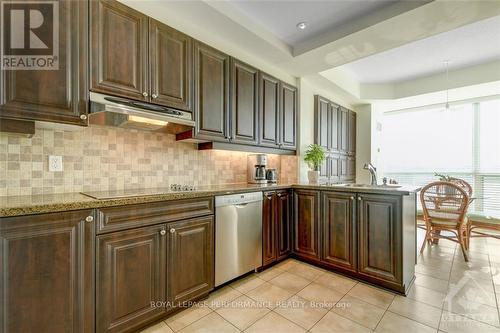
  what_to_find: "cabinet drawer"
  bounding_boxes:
[96,197,214,234]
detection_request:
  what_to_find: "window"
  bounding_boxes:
[382,98,500,214]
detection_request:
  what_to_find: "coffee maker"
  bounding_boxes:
[247,154,268,184]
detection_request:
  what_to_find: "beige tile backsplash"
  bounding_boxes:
[0,124,298,196]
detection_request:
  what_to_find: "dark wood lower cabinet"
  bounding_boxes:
[276,191,292,259]
[0,210,95,333]
[293,189,320,260]
[97,224,167,333]
[321,192,357,272]
[291,189,414,294]
[262,190,291,266]
[262,192,277,266]
[168,216,214,306]
[357,194,402,287]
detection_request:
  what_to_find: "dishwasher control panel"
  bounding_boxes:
[215,191,263,207]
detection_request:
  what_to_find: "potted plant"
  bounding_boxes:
[304,144,326,184]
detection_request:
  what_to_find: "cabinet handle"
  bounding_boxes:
[350,196,354,200]
[160,229,166,236]
[80,114,87,120]
[152,94,158,99]
[357,197,362,201]
[277,193,282,197]
[170,228,176,234]
[142,92,148,97]
[85,216,93,222]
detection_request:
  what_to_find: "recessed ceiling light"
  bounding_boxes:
[296,22,307,30]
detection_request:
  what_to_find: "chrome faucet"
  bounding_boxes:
[364,163,378,186]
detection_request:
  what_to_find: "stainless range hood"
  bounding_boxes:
[89,92,195,133]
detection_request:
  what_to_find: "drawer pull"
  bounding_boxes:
[170,228,176,234]
[160,230,166,236]
[85,216,93,223]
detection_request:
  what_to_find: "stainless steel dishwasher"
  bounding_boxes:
[215,191,263,287]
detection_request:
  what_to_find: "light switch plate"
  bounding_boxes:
[48,155,63,172]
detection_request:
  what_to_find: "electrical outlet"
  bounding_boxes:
[48,155,63,172]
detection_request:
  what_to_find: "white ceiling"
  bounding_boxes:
[339,15,500,84]
[228,0,399,46]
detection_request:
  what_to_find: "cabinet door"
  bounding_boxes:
[314,95,329,150]
[329,104,339,151]
[358,194,402,284]
[277,191,292,259]
[348,110,356,155]
[280,82,297,149]
[262,192,277,266]
[293,189,320,260]
[329,155,340,183]
[339,107,349,152]
[97,224,167,333]
[259,72,280,147]
[0,0,88,125]
[339,155,348,181]
[0,210,94,333]
[193,41,230,141]
[90,0,148,100]
[168,216,214,306]
[319,156,329,183]
[231,59,259,145]
[322,192,356,272]
[347,156,356,181]
[149,19,192,111]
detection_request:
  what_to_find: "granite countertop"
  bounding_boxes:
[0,183,420,217]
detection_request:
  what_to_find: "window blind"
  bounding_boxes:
[382,98,500,214]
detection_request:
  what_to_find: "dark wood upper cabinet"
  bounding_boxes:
[339,107,349,152]
[193,41,230,141]
[168,216,214,306]
[329,156,340,183]
[97,224,167,333]
[321,192,357,272]
[348,110,356,154]
[90,0,149,101]
[259,72,280,147]
[347,156,356,181]
[315,95,329,150]
[293,189,320,260]
[314,95,355,182]
[330,103,339,151]
[230,59,259,145]
[262,192,277,266]
[0,0,88,125]
[149,19,192,111]
[358,194,402,285]
[0,210,95,333]
[280,82,297,150]
[276,190,292,259]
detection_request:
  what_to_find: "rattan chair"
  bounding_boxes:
[448,177,473,197]
[420,181,470,261]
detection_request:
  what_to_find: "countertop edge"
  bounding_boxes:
[0,184,420,218]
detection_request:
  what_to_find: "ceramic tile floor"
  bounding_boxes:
[141,230,500,333]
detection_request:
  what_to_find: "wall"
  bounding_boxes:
[0,124,297,197]
[354,104,372,184]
